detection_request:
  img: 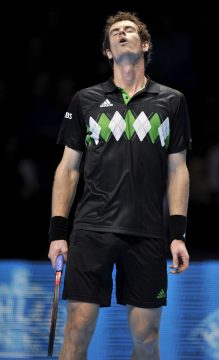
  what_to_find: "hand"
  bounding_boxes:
[48,240,68,268]
[169,240,190,274]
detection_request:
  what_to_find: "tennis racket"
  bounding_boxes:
[48,254,64,357]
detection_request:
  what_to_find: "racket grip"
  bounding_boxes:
[55,254,64,272]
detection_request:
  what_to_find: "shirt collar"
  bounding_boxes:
[101,75,161,95]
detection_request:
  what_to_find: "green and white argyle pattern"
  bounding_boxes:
[85,111,170,148]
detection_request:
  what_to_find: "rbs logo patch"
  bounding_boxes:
[65,112,72,119]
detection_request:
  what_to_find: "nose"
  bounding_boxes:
[119,28,126,36]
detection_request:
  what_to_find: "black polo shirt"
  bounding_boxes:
[57,76,191,239]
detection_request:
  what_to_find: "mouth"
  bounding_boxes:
[119,37,128,45]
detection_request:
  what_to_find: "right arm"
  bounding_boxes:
[48,145,83,267]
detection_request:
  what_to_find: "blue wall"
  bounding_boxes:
[0,260,219,359]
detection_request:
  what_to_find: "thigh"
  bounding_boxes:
[63,230,116,307]
[116,237,167,308]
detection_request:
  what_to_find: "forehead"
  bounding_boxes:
[109,20,138,32]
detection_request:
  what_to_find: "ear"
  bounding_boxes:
[105,48,113,59]
[142,41,149,53]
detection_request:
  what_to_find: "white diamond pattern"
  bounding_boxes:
[109,111,126,141]
[158,117,169,147]
[89,116,101,144]
[133,111,151,141]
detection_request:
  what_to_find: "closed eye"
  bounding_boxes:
[125,26,135,33]
[110,26,137,37]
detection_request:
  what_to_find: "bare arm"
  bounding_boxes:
[167,150,190,274]
[48,146,83,267]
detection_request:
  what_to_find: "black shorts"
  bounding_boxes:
[62,230,167,308]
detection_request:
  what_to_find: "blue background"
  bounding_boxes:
[0,260,219,360]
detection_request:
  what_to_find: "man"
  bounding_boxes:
[48,11,191,360]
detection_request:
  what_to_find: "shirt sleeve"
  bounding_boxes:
[57,92,86,151]
[168,92,192,154]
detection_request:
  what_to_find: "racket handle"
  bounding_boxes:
[55,254,64,272]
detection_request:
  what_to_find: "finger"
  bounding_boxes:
[170,256,189,274]
[51,255,56,269]
[63,251,68,263]
[49,249,58,268]
[48,248,54,268]
[178,256,189,273]
[48,252,55,268]
[169,265,180,274]
[170,253,179,270]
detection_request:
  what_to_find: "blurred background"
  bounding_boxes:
[1,1,219,261]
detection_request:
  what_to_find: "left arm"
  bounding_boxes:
[167,150,190,274]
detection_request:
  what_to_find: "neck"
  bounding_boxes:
[113,58,146,96]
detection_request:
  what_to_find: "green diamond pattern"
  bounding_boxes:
[85,111,169,148]
[125,110,135,140]
[85,125,92,146]
[98,113,111,142]
[149,113,161,143]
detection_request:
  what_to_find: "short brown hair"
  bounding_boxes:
[102,11,152,67]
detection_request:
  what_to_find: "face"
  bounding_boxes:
[106,20,149,61]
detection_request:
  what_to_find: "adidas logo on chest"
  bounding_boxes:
[100,99,113,107]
